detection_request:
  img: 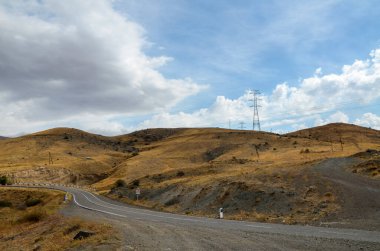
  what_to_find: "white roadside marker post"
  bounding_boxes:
[219,207,224,219]
[64,193,69,203]
[136,187,140,201]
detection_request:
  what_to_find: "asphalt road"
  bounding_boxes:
[9,184,380,250]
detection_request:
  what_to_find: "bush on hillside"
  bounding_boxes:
[0,176,8,185]
[25,198,42,207]
[0,200,12,207]
[114,179,127,188]
[132,179,140,187]
[19,210,46,223]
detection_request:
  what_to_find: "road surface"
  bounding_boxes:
[314,157,380,230]
[9,184,380,250]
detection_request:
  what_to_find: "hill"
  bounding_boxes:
[0,136,8,140]
[0,127,137,185]
[1,123,379,227]
[287,123,379,148]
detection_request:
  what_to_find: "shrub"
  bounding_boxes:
[132,179,140,187]
[131,152,139,157]
[0,175,8,185]
[19,210,46,223]
[300,149,310,154]
[176,171,185,177]
[0,200,12,207]
[26,198,42,207]
[115,179,126,188]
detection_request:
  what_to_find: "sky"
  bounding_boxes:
[0,0,380,136]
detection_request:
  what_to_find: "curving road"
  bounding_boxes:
[8,184,380,250]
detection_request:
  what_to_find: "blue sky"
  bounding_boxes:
[118,0,380,131]
[117,0,379,94]
[0,0,380,135]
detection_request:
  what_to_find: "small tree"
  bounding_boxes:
[0,176,8,185]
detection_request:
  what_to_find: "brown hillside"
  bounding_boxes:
[101,125,380,226]
[1,123,379,226]
[0,128,137,185]
[287,123,379,146]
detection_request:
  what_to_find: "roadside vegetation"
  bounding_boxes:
[0,188,121,250]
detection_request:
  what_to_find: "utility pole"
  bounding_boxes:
[249,90,261,131]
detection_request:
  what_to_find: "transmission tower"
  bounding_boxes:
[249,90,261,131]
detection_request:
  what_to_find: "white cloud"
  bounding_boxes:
[314,111,350,126]
[0,0,205,135]
[354,113,380,129]
[314,67,323,76]
[137,49,380,131]
[1,1,379,136]
[138,95,252,129]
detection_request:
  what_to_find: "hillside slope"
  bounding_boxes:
[101,124,380,226]
[0,128,137,184]
[1,123,379,227]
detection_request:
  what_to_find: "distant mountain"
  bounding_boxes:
[0,136,8,140]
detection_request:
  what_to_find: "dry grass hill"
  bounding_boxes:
[1,123,379,227]
[0,187,119,249]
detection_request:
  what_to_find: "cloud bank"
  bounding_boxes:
[0,1,379,136]
[0,0,204,135]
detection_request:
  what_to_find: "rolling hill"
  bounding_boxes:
[1,123,379,226]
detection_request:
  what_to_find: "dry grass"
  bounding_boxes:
[1,123,379,224]
[0,188,120,250]
[0,128,132,185]
[101,123,379,223]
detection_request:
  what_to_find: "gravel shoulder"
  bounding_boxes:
[62,199,380,251]
[313,157,380,231]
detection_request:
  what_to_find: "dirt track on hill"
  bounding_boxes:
[313,157,380,231]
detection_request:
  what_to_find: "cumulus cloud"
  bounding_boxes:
[314,111,350,126]
[138,49,380,131]
[355,113,380,129]
[0,0,204,135]
[1,1,379,136]
[137,95,252,129]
